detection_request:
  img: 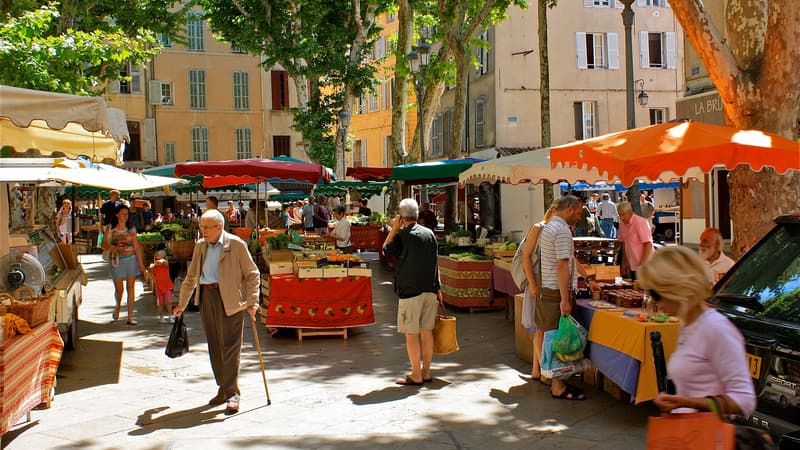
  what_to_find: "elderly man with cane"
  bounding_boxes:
[173,209,261,414]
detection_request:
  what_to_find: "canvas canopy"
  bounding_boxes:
[458,150,613,186]
[392,158,485,184]
[0,85,129,165]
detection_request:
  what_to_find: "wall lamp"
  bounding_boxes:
[635,79,649,106]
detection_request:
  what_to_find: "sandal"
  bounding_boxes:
[395,375,424,386]
[423,377,434,383]
[551,385,586,401]
[112,305,121,321]
[126,319,138,326]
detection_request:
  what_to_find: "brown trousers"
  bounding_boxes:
[200,288,244,399]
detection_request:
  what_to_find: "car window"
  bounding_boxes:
[715,224,800,323]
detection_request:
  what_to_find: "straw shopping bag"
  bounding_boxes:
[647,412,734,450]
[433,306,459,355]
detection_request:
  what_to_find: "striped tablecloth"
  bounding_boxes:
[0,322,64,435]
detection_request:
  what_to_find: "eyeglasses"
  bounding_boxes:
[648,289,662,302]
[199,224,221,231]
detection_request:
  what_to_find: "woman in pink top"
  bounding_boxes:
[636,246,756,417]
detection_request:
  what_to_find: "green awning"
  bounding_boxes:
[391,158,485,184]
[314,180,389,197]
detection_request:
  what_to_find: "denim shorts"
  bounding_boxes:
[109,254,140,280]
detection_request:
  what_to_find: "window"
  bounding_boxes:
[476,30,489,76]
[639,0,668,7]
[387,12,395,23]
[118,62,142,94]
[273,135,290,157]
[649,108,667,124]
[575,32,619,70]
[157,33,171,47]
[189,70,206,109]
[369,89,379,112]
[585,0,610,7]
[443,108,452,155]
[351,140,366,167]
[431,114,443,156]
[574,101,597,140]
[383,136,391,166]
[149,80,173,105]
[231,46,246,54]
[373,36,387,60]
[388,77,395,108]
[380,79,389,110]
[192,126,209,161]
[639,31,676,69]
[359,94,368,114]
[233,71,249,110]
[474,98,485,148]
[164,142,176,164]
[270,70,290,110]
[235,128,252,159]
[187,16,204,51]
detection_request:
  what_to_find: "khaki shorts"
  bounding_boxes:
[535,288,575,331]
[397,293,438,334]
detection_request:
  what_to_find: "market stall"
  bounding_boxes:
[0,323,64,436]
[574,300,679,404]
[438,255,502,310]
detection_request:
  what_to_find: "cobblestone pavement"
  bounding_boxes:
[2,253,655,449]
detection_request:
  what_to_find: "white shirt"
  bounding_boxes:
[331,217,351,248]
[597,200,618,221]
[539,216,575,290]
[708,252,736,282]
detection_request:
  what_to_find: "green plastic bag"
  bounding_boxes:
[552,315,587,362]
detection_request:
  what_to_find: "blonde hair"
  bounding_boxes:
[543,200,559,222]
[154,250,167,260]
[636,246,713,319]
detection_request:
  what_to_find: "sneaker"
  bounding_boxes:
[159,317,168,323]
[169,316,176,323]
[225,394,240,414]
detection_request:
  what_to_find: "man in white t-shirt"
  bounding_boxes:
[329,206,352,253]
[699,227,735,282]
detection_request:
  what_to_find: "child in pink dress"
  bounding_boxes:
[148,250,175,323]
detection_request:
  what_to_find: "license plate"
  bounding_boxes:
[746,353,762,379]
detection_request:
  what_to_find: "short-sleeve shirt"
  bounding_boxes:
[332,217,351,248]
[539,216,575,290]
[617,214,654,270]
[709,252,736,282]
[597,200,618,221]
[383,223,440,298]
[100,200,120,226]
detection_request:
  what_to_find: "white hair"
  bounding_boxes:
[201,209,225,225]
[398,198,419,220]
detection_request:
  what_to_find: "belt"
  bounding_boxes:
[200,283,219,289]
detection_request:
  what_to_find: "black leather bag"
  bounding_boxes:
[165,315,189,358]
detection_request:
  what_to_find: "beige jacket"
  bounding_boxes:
[177,232,260,317]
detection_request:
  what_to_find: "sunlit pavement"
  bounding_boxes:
[2,253,655,449]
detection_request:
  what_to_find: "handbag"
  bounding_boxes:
[511,224,542,290]
[540,319,590,379]
[165,314,189,358]
[647,412,735,450]
[433,306,459,355]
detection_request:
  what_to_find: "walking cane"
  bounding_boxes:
[249,313,272,405]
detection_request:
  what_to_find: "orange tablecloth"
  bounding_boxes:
[0,322,64,435]
[587,309,679,403]
[266,275,375,328]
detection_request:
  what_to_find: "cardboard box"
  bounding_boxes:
[348,268,372,277]
[323,267,348,278]
[269,262,294,275]
[269,249,294,262]
[294,260,320,269]
[603,376,631,402]
[298,268,324,278]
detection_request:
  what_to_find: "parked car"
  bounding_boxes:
[710,213,800,446]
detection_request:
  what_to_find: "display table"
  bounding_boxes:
[492,260,522,297]
[266,274,375,340]
[1,323,64,435]
[350,225,386,251]
[439,256,504,310]
[575,300,679,404]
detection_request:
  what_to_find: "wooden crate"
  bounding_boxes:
[514,294,534,363]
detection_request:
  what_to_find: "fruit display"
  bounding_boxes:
[137,232,164,242]
[447,252,493,261]
[604,289,645,308]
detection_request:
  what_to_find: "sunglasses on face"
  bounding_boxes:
[648,289,662,302]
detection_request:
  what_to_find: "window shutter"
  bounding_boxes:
[109,80,120,94]
[637,0,646,5]
[131,67,142,93]
[573,102,583,140]
[639,31,649,68]
[583,0,594,6]
[149,80,162,104]
[361,139,367,166]
[271,71,282,110]
[575,32,588,69]
[606,33,619,70]
[665,32,676,69]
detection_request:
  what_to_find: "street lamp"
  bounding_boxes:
[338,109,351,179]
[407,40,431,162]
[635,79,649,106]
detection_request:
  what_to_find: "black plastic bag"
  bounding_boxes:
[165,315,189,358]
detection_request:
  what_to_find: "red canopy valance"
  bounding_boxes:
[175,159,330,188]
[346,166,392,182]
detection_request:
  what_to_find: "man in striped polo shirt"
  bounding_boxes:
[535,194,586,400]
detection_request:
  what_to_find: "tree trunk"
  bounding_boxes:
[538,0,550,149]
[388,0,414,215]
[668,0,800,258]
[443,54,471,232]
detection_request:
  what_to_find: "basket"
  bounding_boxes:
[168,240,196,260]
[234,227,254,240]
[8,286,54,328]
[0,292,12,315]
